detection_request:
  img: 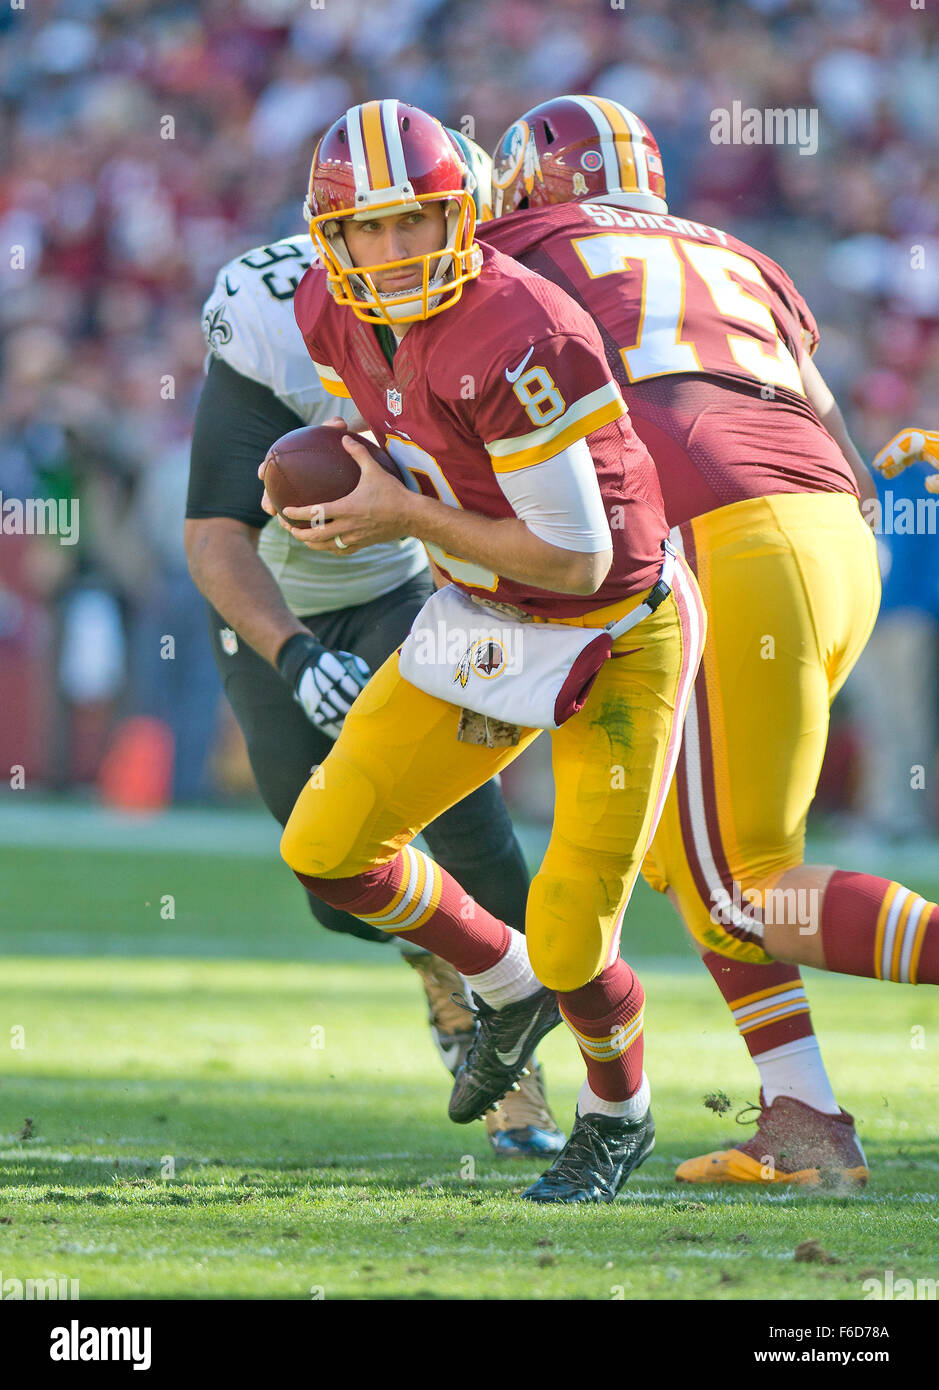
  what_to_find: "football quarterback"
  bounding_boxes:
[184,131,564,1159]
[275,100,706,1204]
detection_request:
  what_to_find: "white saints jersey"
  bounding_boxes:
[201,235,426,617]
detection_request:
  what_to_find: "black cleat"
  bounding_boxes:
[448,986,561,1124]
[522,1107,655,1203]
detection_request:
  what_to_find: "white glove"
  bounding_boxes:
[277,633,370,740]
[295,649,370,738]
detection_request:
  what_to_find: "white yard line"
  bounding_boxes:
[0,803,280,858]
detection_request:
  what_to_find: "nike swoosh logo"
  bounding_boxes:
[495,1008,543,1068]
[224,276,239,296]
[437,1041,462,1072]
[504,346,535,384]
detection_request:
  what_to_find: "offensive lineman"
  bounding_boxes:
[486,95,939,1186]
[274,100,706,1204]
[184,133,564,1158]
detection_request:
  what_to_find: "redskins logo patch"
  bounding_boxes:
[522,131,541,194]
[492,120,531,190]
[454,638,508,689]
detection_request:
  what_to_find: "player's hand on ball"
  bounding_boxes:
[276,632,370,739]
[872,428,939,491]
[281,436,411,553]
[258,418,347,517]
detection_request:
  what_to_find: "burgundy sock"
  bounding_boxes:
[556,959,645,1102]
[821,871,939,984]
[295,846,511,976]
[701,951,813,1054]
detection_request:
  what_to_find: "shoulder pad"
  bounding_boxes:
[202,235,341,422]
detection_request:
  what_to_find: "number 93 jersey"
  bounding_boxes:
[293,242,668,620]
[201,234,357,425]
[199,235,427,615]
[484,202,858,527]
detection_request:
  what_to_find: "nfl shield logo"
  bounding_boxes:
[386,387,403,416]
[219,627,239,656]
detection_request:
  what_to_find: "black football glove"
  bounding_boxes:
[276,632,370,740]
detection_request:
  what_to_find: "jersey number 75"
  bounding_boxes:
[572,233,805,395]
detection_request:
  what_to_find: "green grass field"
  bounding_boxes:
[0,826,937,1301]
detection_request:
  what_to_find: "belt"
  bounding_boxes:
[468,539,676,636]
[606,540,676,640]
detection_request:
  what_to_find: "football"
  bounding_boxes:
[262,425,400,528]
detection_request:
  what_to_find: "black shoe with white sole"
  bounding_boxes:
[448,986,561,1124]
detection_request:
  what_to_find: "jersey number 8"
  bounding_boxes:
[384,435,500,592]
[511,367,566,427]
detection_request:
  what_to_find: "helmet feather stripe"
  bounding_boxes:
[381,98,410,187]
[361,100,392,190]
[345,105,372,200]
[605,99,651,195]
[566,94,623,194]
[590,96,643,194]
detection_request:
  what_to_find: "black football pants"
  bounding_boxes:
[207,573,530,944]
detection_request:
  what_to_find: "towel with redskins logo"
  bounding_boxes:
[398,581,614,730]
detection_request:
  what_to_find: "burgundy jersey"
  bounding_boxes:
[483,201,858,528]
[293,242,667,618]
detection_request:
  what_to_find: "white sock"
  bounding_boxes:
[463,928,540,1009]
[756,1037,840,1114]
[577,1071,651,1121]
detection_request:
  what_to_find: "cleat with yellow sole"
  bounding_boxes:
[676,1094,869,1188]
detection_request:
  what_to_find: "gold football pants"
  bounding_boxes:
[282,560,705,991]
[642,492,881,963]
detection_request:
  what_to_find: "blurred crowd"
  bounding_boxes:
[1,0,937,833]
